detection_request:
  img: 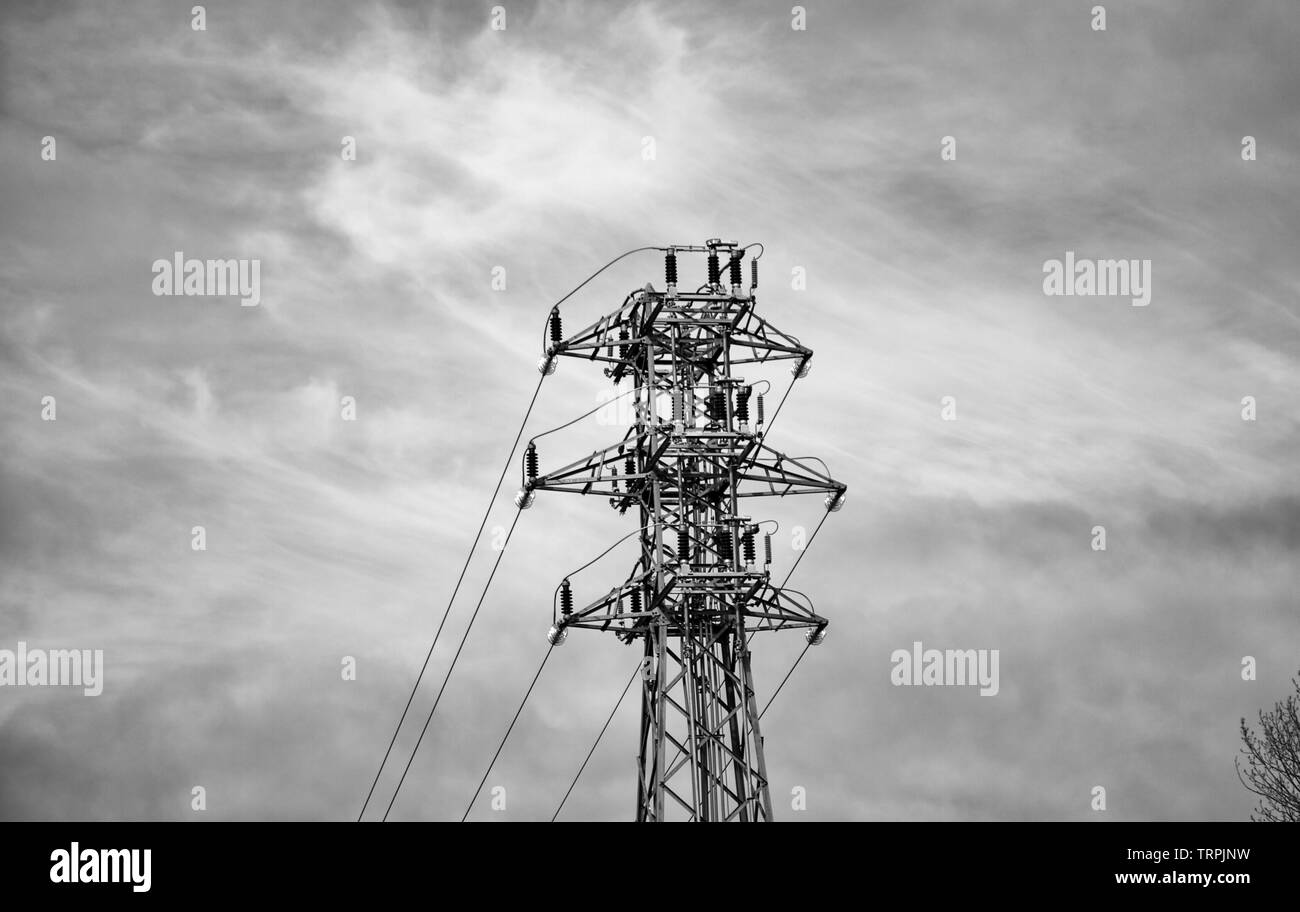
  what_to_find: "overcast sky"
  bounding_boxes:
[1,0,1297,821]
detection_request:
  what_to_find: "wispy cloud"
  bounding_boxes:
[1,0,1296,820]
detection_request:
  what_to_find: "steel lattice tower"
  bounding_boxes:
[521,240,845,822]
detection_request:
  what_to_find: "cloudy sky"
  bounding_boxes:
[1,0,1297,821]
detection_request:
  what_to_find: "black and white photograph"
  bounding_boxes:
[0,0,1295,895]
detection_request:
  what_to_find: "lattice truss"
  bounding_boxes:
[520,240,846,822]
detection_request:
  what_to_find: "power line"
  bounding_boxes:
[760,377,796,440]
[357,375,544,822]
[781,509,830,589]
[760,641,811,720]
[469,525,652,822]
[381,508,524,821]
[551,662,640,822]
[537,246,666,353]
[361,246,662,823]
[461,645,554,821]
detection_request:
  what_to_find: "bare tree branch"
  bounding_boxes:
[1237,673,1300,822]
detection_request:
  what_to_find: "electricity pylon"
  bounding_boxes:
[519,240,845,822]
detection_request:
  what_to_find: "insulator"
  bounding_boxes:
[677,528,690,561]
[536,355,556,376]
[750,258,758,290]
[525,442,538,482]
[547,624,568,646]
[672,388,686,422]
[715,528,733,563]
[825,490,846,512]
[729,253,743,287]
[711,389,728,421]
[624,454,635,476]
[792,357,811,379]
[736,387,751,424]
[763,532,772,565]
[742,530,756,564]
[560,579,573,616]
[665,251,678,286]
[618,328,630,362]
[514,489,535,510]
[707,252,720,285]
[806,625,827,646]
[630,588,642,614]
[756,393,765,426]
[549,309,562,345]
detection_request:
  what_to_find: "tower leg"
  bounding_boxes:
[634,609,772,821]
[739,635,773,821]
